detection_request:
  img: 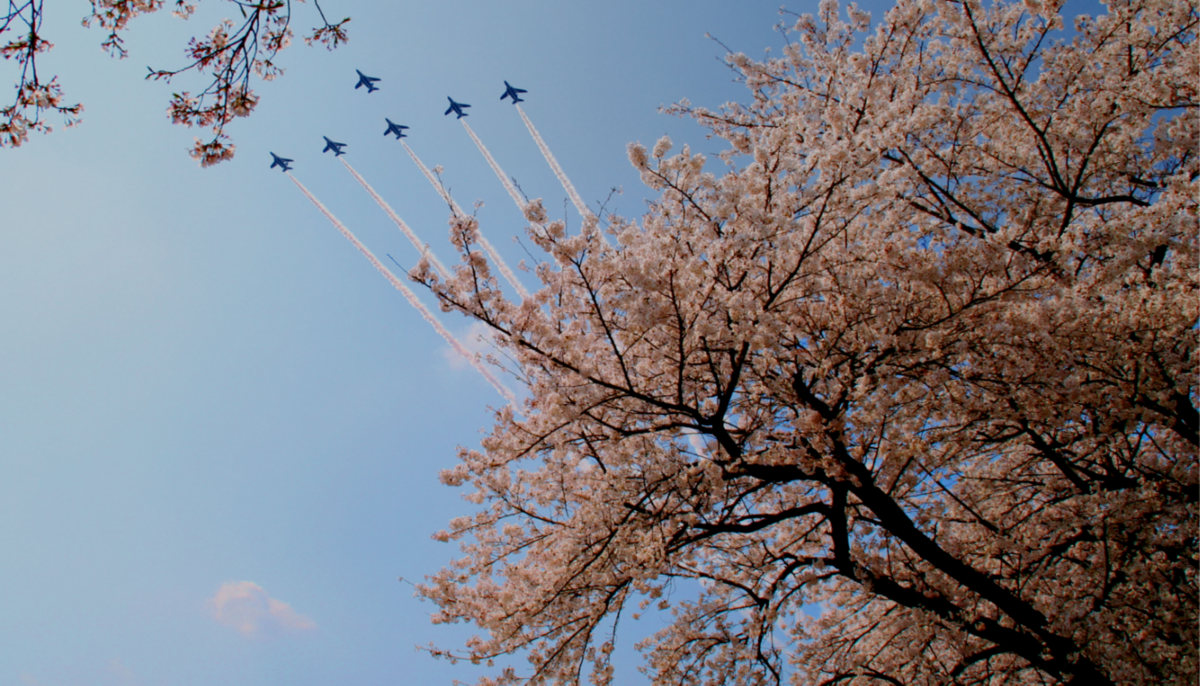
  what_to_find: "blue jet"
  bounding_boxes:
[354,69,381,93]
[322,136,347,156]
[500,81,527,104]
[383,119,409,139]
[269,152,293,172]
[444,97,471,118]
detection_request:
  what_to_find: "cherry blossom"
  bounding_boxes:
[1,0,348,162]
[417,1,1198,684]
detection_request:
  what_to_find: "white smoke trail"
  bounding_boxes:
[340,158,452,281]
[287,172,518,406]
[516,104,593,221]
[461,120,545,233]
[401,142,530,300]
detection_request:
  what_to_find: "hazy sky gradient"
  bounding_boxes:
[0,1,893,683]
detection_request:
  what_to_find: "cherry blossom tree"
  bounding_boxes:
[1,0,347,164]
[416,0,1198,683]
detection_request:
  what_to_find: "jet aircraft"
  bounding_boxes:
[500,81,527,104]
[355,70,381,93]
[269,153,293,172]
[383,119,409,139]
[444,97,471,118]
[322,136,347,156]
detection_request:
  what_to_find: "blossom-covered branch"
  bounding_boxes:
[0,0,82,146]
[1,0,347,163]
[415,0,1198,684]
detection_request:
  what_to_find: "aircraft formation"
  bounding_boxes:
[270,70,526,171]
[274,68,594,403]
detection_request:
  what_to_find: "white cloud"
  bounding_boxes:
[207,581,316,638]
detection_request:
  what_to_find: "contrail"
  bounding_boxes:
[400,142,530,300]
[461,120,545,234]
[516,104,593,221]
[287,172,518,406]
[340,158,452,281]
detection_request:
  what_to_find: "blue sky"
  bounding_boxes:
[0,1,880,683]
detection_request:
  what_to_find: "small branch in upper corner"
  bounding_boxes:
[595,186,623,228]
